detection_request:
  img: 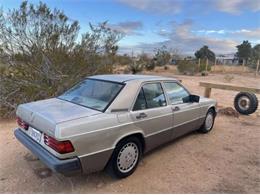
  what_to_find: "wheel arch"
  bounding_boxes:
[113,131,146,153]
[208,106,217,116]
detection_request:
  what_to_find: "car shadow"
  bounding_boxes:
[27,130,204,193]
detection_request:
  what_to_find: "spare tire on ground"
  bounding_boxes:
[234,92,258,115]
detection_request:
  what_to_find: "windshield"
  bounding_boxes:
[59,79,124,111]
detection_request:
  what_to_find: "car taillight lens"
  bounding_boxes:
[44,134,74,154]
[16,117,29,130]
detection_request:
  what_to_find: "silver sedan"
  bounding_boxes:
[14,74,217,178]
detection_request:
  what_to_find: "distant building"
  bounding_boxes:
[216,53,239,65]
[171,54,240,65]
[170,55,196,65]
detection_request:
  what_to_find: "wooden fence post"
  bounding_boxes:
[206,58,208,72]
[204,87,211,98]
[242,59,245,72]
[214,58,217,71]
[256,59,260,76]
[198,58,200,71]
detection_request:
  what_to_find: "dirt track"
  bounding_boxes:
[0,72,260,193]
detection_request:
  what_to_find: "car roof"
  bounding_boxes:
[88,74,177,83]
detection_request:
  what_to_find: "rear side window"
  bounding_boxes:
[164,82,190,104]
[133,88,146,111]
[133,83,166,111]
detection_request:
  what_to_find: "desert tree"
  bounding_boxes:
[154,45,171,66]
[236,40,252,64]
[0,1,123,117]
[248,44,260,68]
[194,45,215,62]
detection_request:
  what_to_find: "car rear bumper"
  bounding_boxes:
[14,128,81,175]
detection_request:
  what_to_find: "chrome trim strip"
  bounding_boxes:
[111,108,129,112]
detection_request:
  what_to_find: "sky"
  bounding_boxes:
[0,0,260,55]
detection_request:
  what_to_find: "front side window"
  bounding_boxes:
[164,82,190,104]
[59,79,123,111]
[133,83,166,111]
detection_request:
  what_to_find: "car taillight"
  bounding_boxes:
[16,117,29,130]
[44,134,74,154]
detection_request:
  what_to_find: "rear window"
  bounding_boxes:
[59,79,124,111]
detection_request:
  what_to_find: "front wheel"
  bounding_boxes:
[198,109,216,133]
[107,137,142,178]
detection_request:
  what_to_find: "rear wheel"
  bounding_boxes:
[198,109,216,133]
[107,137,142,178]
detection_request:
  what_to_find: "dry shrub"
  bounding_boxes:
[212,65,252,74]
[0,2,123,118]
[201,71,209,76]
[223,75,235,83]
[218,107,239,118]
[128,61,144,74]
[177,60,198,75]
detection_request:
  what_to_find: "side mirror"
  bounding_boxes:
[190,94,200,103]
[183,94,200,103]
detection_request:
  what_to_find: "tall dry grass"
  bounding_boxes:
[114,64,256,76]
[211,65,253,74]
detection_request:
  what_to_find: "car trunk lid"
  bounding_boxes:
[16,98,101,136]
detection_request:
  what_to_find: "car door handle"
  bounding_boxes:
[136,112,147,119]
[172,106,180,112]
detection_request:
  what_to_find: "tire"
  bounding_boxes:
[198,108,216,133]
[107,136,142,178]
[234,92,258,115]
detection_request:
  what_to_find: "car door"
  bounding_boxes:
[130,82,173,151]
[163,81,202,139]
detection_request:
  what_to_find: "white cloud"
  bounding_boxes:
[195,30,226,34]
[193,28,260,39]
[119,0,260,15]
[215,0,260,14]
[163,21,238,54]
[108,21,143,35]
[231,28,260,39]
[118,0,182,14]
[120,20,240,55]
[119,23,260,55]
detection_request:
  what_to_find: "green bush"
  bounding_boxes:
[128,61,144,74]
[199,62,212,72]
[115,54,132,65]
[177,60,198,75]
[145,62,155,70]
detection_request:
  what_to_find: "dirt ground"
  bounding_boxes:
[0,70,260,193]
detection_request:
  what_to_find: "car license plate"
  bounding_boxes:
[30,128,41,143]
